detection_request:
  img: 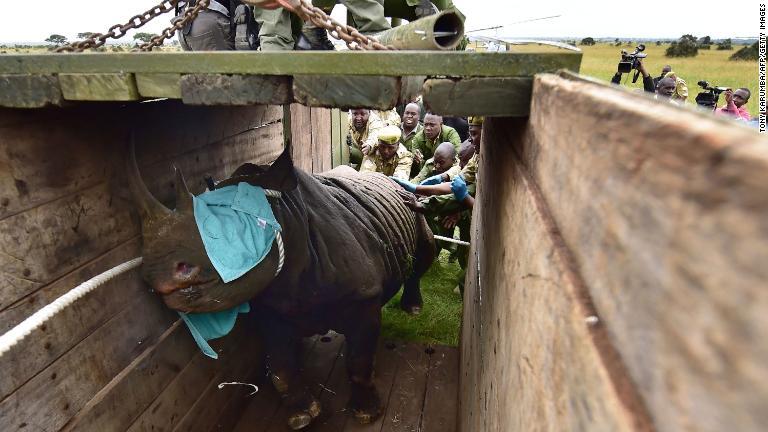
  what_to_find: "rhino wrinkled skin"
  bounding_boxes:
[128,145,435,429]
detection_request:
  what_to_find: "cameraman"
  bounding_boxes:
[716,88,751,121]
[611,60,655,93]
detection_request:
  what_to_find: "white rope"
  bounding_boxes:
[0,257,143,357]
[274,231,285,276]
[433,234,471,247]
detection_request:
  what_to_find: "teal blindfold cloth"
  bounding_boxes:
[192,182,281,283]
[182,182,280,358]
[178,303,250,359]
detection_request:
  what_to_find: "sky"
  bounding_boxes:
[0,0,757,43]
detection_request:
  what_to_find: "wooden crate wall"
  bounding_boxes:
[459,73,768,431]
[0,101,334,432]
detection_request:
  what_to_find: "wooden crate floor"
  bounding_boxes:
[230,333,458,432]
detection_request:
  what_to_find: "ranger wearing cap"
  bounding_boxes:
[359,125,414,180]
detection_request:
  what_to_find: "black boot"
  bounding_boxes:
[300,27,335,51]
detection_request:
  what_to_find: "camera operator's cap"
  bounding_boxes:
[468,116,484,126]
[378,125,401,145]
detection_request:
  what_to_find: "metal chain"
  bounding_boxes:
[289,1,393,51]
[57,0,387,53]
[137,0,210,51]
[55,0,209,52]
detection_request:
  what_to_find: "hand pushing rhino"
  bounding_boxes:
[127,144,435,429]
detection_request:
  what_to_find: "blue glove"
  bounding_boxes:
[390,176,417,193]
[419,174,444,186]
[451,175,468,201]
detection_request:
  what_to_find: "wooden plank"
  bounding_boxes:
[330,108,343,168]
[421,345,458,432]
[0,104,121,221]
[76,320,257,431]
[458,115,644,432]
[423,77,533,116]
[0,282,177,432]
[0,181,138,312]
[311,107,333,173]
[521,73,768,432]
[135,73,182,98]
[289,104,313,172]
[0,74,62,107]
[0,52,583,77]
[60,319,197,432]
[122,318,260,432]
[181,74,292,106]
[59,73,139,101]
[0,238,141,399]
[293,75,400,110]
[380,343,431,432]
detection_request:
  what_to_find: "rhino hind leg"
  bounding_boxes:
[338,301,383,423]
[400,212,436,315]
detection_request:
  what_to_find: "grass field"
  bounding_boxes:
[381,250,464,346]
[576,43,759,116]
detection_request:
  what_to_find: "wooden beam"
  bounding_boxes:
[0,51,582,77]
[293,75,400,110]
[180,74,292,105]
[135,73,181,98]
[59,73,139,101]
[423,77,533,116]
[0,74,62,107]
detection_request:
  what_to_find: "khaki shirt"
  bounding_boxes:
[401,122,424,152]
[410,125,462,161]
[411,157,462,184]
[360,144,414,180]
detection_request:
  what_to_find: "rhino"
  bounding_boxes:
[127,144,436,430]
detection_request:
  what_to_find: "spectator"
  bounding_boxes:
[347,108,384,167]
[410,113,462,171]
[360,126,413,180]
[458,141,475,169]
[401,103,423,152]
[664,70,689,103]
[716,88,751,121]
[411,142,461,185]
[652,65,672,88]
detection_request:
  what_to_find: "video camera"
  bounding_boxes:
[695,81,730,109]
[617,44,647,83]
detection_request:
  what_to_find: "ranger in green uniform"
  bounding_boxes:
[347,108,385,167]
[359,125,414,180]
[409,113,461,171]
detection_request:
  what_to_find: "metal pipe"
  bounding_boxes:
[371,11,465,51]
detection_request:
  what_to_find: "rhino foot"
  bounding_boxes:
[348,384,381,424]
[286,395,322,430]
[400,303,422,315]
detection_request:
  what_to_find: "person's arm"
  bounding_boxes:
[361,119,385,155]
[637,62,654,93]
[411,160,432,184]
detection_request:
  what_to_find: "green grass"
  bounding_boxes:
[577,43,759,116]
[381,250,464,346]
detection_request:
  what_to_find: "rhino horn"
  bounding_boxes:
[173,164,194,213]
[127,134,172,225]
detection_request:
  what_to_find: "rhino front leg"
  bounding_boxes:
[342,301,382,424]
[258,311,321,430]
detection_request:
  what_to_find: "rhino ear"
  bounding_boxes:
[217,146,298,192]
[253,147,298,191]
